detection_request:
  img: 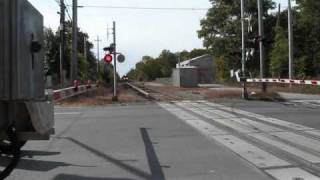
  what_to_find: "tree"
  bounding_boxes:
[198,0,275,81]
[295,0,320,77]
[43,28,59,77]
[270,21,288,78]
[126,48,211,81]
[43,21,98,86]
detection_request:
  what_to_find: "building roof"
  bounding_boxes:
[178,54,212,67]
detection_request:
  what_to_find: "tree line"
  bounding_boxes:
[128,0,320,82]
[126,49,209,81]
[43,21,113,87]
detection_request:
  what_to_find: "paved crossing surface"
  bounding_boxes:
[159,100,320,179]
[3,99,320,180]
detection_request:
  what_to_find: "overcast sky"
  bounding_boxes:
[29,0,291,76]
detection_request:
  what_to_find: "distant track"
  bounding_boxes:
[126,82,182,101]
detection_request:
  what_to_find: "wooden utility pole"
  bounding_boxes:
[59,0,66,87]
[71,0,78,82]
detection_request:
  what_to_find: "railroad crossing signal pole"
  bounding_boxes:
[71,0,78,82]
[59,0,66,87]
[257,0,266,92]
[112,21,118,101]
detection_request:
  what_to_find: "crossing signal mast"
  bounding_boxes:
[103,22,126,102]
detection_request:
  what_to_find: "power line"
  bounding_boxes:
[76,5,209,11]
[65,6,73,21]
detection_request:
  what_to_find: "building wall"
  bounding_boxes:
[172,68,198,88]
[178,55,215,84]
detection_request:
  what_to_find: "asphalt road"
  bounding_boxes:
[3,99,320,180]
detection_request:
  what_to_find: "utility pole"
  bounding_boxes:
[59,0,66,87]
[241,0,248,99]
[71,0,78,82]
[83,36,88,79]
[83,36,87,60]
[95,36,102,78]
[257,0,266,92]
[112,21,118,101]
[278,4,281,19]
[288,0,293,79]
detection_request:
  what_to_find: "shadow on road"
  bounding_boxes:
[21,150,61,158]
[60,137,152,180]
[140,128,166,180]
[0,156,92,172]
[53,174,135,180]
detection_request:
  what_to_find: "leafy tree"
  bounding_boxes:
[215,56,230,82]
[43,28,59,77]
[126,49,209,81]
[198,0,275,81]
[43,21,99,86]
[270,21,288,78]
[294,56,307,79]
[295,0,320,77]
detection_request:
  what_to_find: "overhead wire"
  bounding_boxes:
[73,5,209,11]
[65,6,73,22]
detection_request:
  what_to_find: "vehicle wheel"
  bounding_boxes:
[0,128,22,179]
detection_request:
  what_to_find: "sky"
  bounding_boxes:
[28,0,291,76]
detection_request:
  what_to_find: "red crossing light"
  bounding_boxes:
[104,54,113,63]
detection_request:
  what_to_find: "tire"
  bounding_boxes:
[0,141,26,154]
[0,128,26,154]
[0,128,22,179]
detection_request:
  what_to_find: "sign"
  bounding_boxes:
[117,54,125,63]
[104,54,113,63]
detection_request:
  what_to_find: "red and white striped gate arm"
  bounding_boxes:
[246,78,320,86]
[53,83,98,102]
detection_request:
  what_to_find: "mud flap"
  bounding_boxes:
[25,101,54,135]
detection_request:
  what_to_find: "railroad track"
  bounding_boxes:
[126,82,182,101]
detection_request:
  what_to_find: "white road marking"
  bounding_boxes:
[229,117,283,132]
[272,132,320,154]
[251,133,320,163]
[203,101,314,131]
[159,102,291,169]
[185,120,228,136]
[54,112,81,115]
[159,106,200,120]
[178,102,283,133]
[55,107,82,109]
[213,135,291,168]
[304,130,320,138]
[176,101,320,165]
[266,167,320,180]
[291,100,320,107]
[176,103,257,133]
